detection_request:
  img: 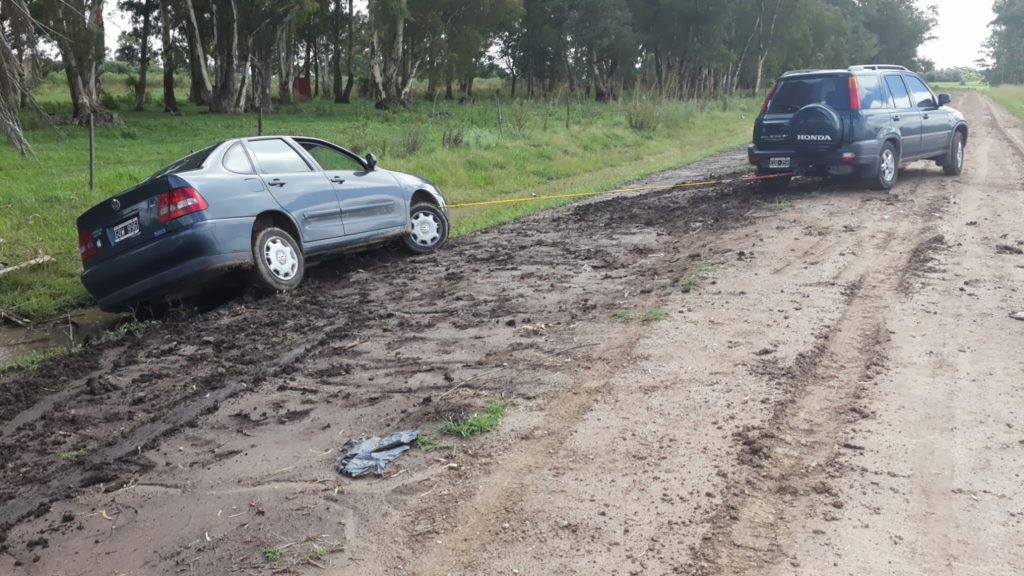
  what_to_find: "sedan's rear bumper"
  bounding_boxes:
[81,218,255,312]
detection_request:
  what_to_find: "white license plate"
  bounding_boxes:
[113,217,141,243]
[769,157,791,169]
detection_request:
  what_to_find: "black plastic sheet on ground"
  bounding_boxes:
[337,429,418,477]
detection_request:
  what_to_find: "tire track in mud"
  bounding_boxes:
[686,109,976,575]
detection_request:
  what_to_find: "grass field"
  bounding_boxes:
[990,85,1024,122]
[1,75,756,319]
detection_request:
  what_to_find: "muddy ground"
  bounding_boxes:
[1,92,1023,575]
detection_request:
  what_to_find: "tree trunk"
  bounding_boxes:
[0,25,31,155]
[54,0,108,124]
[332,0,344,103]
[370,2,411,109]
[209,0,240,113]
[341,0,354,103]
[278,21,295,104]
[134,0,153,111]
[184,0,213,105]
[158,0,178,112]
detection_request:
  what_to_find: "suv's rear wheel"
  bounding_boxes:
[943,132,965,176]
[872,142,899,191]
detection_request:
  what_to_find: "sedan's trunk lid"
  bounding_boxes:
[77,177,175,268]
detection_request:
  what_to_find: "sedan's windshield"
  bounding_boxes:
[768,76,850,113]
[150,145,217,179]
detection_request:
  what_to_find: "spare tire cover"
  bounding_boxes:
[788,103,843,152]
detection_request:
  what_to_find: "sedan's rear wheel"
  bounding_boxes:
[403,203,449,254]
[252,226,304,292]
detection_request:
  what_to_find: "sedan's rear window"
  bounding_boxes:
[151,145,216,178]
[768,76,850,113]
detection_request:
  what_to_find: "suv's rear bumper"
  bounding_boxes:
[748,141,883,176]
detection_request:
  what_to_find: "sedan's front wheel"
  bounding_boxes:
[252,226,304,292]
[403,203,449,254]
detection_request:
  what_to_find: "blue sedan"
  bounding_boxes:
[77,136,450,312]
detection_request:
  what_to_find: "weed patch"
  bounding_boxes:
[680,264,716,293]
[613,308,668,322]
[440,400,507,438]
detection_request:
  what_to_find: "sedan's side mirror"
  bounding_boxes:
[365,153,378,171]
[938,93,952,107]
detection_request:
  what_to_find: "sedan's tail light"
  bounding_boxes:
[79,229,97,261]
[158,186,208,223]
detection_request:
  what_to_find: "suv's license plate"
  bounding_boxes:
[113,217,141,243]
[769,157,791,169]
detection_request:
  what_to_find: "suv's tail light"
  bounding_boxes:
[79,230,97,261]
[760,81,778,115]
[158,186,208,223]
[848,76,861,111]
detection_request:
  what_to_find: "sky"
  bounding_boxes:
[103,0,996,71]
[918,0,996,69]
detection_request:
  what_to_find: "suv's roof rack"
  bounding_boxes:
[849,65,909,71]
[781,69,823,76]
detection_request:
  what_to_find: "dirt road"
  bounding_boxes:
[2,92,1022,575]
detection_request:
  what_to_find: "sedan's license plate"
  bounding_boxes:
[113,217,141,243]
[769,157,791,169]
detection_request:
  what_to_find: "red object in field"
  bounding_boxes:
[158,186,208,223]
[293,77,312,101]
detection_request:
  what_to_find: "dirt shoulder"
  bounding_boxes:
[2,93,1023,575]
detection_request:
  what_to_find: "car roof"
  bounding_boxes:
[780,65,912,79]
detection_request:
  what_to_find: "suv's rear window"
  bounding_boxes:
[768,76,850,113]
[151,145,216,178]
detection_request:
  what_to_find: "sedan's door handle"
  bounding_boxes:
[923,113,930,120]
[268,179,286,187]
[330,176,346,185]
[892,114,901,121]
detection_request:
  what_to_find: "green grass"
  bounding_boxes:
[412,434,439,452]
[0,345,76,375]
[612,307,668,322]
[931,81,990,93]
[262,547,284,562]
[1,73,756,319]
[990,85,1024,122]
[680,263,717,293]
[439,399,507,438]
[59,449,85,462]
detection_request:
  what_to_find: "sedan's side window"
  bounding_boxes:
[247,139,312,174]
[300,142,364,172]
[903,75,936,109]
[884,75,913,109]
[222,143,255,174]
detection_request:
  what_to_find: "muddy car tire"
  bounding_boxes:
[403,203,449,255]
[252,226,304,292]
[942,132,965,176]
[872,142,899,191]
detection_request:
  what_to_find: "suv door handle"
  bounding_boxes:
[268,179,286,187]
[330,176,346,185]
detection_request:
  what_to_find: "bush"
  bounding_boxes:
[397,127,425,156]
[465,127,500,149]
[627,102,661,132]
[442,126,465,148]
